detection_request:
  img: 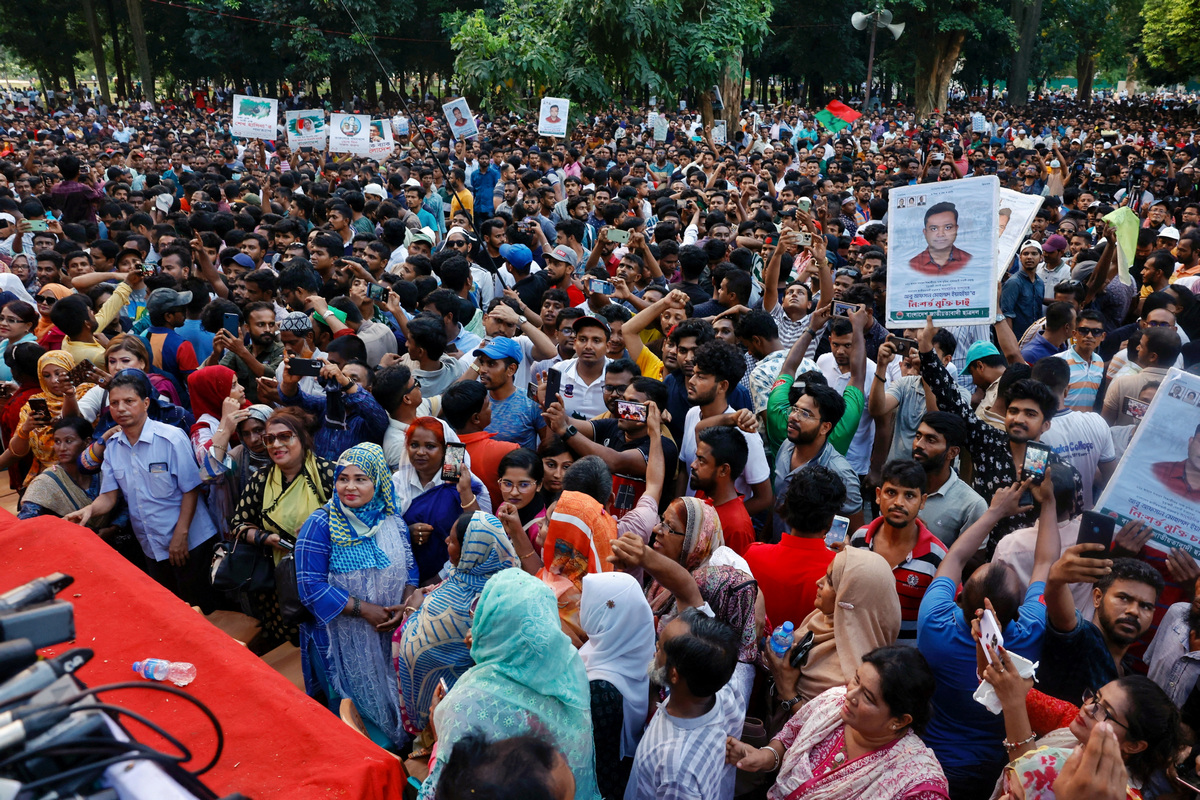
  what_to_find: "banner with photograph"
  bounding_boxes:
[329,113,370,155]
[538,97,569,137]
[652,113,668,142]
[231,94,278,140]
[997,189,1044,271]
[712,119,727,146]
[367,119,394,161]
[442,97,478,140]
[1095,369,1200,559]
[285,109,326,150]
[885,175,1000,327]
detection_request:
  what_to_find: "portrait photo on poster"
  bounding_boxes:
[1096,369,1200,559]
[996,189,1045,270]
[538,97,570,138]
[442,98,478,140]
[886,175,999,327]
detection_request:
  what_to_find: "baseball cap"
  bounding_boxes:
[964,340,1001,368]
[1159,226,1181,240]
[499,243,533,269]
[851,236,869,247]
[546,246,580,269]
[363,183,387,200]
[1020,239,1043,254]
[154,193,173,213]
[572,315,611,336]
[240,193,261,207]
[222,252,255,270]
[1042,234,1069,253]
[473,338,523,363]
[146,287,192,317]
[0,213,15,226]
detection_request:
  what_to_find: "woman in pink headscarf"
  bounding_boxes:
[644,496,724,620]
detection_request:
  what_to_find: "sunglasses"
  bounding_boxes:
[446,240,468,248]
[262,431,298,446]
[1076,326,1105,337]
[35,295,57,305]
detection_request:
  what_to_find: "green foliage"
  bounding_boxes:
[446,0,771,110]
[1141,0,1200,75]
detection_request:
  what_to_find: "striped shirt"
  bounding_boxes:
[1055,346,1105,412]
[850,518,948,643]
[625,672,749,800]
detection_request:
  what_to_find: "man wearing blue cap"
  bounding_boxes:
[963,339,1008,430]
[474,337,546,450]
[498,241,543,312]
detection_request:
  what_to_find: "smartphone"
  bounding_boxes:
[68,361,93,386]
[617,400,647,422]
[26,219,47,232]
[588,278,615,295]
[442,443,466,483]
[890,336,918,356]
[367,283,389,302]
[437,677,450,696]
[138,262,159,276]
[979,608,1005,665]
[1123,396,1149,420]
[933,153,945,161]
[289,358,324,378]
[544,368,562,410]
[28,396,50,421]
[1022,441,1052,483]
[527,381,538,401]
[833,300,856,318]
[607,228,631,245]
[825,515,850,547]
[796,231,812,247]
[796,197,812,213]
[1078,511,1117,557]
[223,312,240,337]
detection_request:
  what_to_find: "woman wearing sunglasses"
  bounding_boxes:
[229,407,335,650]
[33,283,72,350]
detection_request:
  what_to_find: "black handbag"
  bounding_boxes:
[275,552,314,626]
[210,538,275,595]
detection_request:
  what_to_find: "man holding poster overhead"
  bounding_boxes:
[908,202,973,276]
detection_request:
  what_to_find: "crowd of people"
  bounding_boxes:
[4,85,1200,800]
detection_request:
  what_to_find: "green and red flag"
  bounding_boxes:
[814,100,861,133]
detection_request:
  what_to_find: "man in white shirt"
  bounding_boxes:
[552,316,611,420]
[817,316,880,475]
[1032,357,1115,508]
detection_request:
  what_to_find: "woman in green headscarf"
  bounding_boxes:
[419,569,601,800]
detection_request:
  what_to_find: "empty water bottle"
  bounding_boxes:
[769,621,795,656]
[131,659,196,687]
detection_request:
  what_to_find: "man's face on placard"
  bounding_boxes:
[923,211,958,253]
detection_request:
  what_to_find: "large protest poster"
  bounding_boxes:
[538,97,569,137]
[442,97,478,140]
[712,120,727,146]
[1095,369,1200,559]
[997,189,1044,270]
[232,94,278,140]
[285,109,326,150]
[650,113,668,142]
[329,113,370,156]
[885,175,999,327]
[368,119,394,161]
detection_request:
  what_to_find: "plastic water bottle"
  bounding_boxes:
[769,622,795,656]
[132,659,197,687]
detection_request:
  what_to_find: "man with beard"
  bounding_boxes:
[531,306,583,381]
[912,412,988,547]
[688,426,754,555]
[849,459,945,643]
[678,340,773,517]
[1038,554,1164,706]
[209,301,282,404]
[550,315,610,420]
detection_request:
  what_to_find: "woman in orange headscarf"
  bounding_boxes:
[8,350,96,484]
[33,283,73,350]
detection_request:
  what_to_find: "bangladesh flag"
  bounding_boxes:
[814,100,862,133]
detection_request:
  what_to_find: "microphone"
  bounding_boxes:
[0,706,71,753]
[0,649,93,706]
[0,574,73,614]
[0,640,35,684]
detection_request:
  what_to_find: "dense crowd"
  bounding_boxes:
[4,86,1200,800]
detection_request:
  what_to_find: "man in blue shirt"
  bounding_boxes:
[1001,241,1046,338]
[470,148,500,225]
[917,473,1060,800]
[1020,302,1075,364]
[67,370,219,611]
[476,337,546,450]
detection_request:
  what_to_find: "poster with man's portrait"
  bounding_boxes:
[442,98,477,141]
[367,120,394,162]
[1096,369,1200,559]
[329,113,370,156]
[996,189,1044,273]
[886,175,1000,327]
[538,97,569,138]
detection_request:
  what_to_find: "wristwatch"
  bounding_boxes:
[779,695,802,713]
[518,315,528,325]
[562,424,579,440]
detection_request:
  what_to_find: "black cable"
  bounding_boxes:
[18,749,184,793]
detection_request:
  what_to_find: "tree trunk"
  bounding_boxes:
[913,30,966,118]
[1007,0,1043,106]
[103,0,128,98]
[1125,55,1138,95]
[719,54,743,128]
[81,0,112,104]
[125,0,153,99]
[1076,52,1095,103]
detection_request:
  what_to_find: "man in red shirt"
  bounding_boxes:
[441,379,518,510]
[743,464,845,628]
[849,459,947,643]
[689,426,756,555]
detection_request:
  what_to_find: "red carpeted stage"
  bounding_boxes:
[0,509,407,800]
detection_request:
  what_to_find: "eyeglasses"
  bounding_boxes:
[558,328,577,338]
[789,405,818,421]
[446,240,468,248]
[403,378,422,395]
[0,314,26,325]
[653,519,686,538]
[1146,320,1173,328]
[34,295,57,305]
[1080,688,1128,730]
[1076,326,1105,338]
[603,383,629,395]
[499,479,537,492]
[262,431,298,446]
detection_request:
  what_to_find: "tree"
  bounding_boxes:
[1007,0,1043,105]
[446,0,772,113]
[1141,0,1199,77]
